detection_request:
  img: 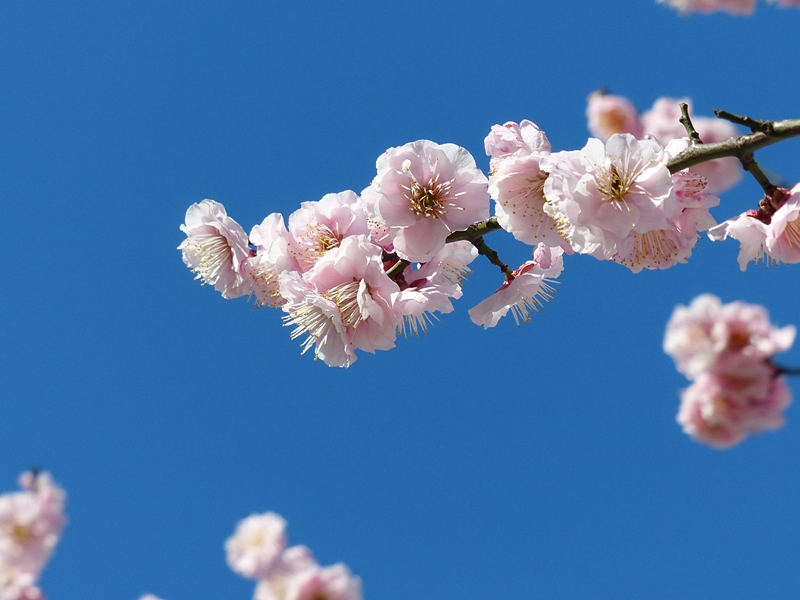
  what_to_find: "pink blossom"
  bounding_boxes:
[613,144,719,273]
[394,241,478,336]
[138,596,165,600]
[586,92,643,141]
[225,512,288,580]
[765,183,800,264]
[284,564,362,600]
[286,191,370,272]
[542,134,676,260]
[280,236,400,367]
[664,294,795,379]
[487,121,561,248]
[469,244,563,329]
[707,211,769,271]
[254,545,317,600]
[0,565,39,600]
[179,199,254,299]
[244,213,298,308]
[677,369,791,449]
[370,140,490,262]
[0,472,66,580]
[657,0,756,14]
[484,120,551,171]
[641,98,741,193]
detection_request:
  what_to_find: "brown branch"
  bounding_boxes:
[667,118,800,174]
[679,102,703,146]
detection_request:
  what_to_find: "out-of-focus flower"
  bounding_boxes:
[768,0,800,6]
[665,294,795,448]
[283,564,362,600]
[179,199,254,299]
[642,98,741,193]
[0,472,66,580]
[254,545,317,600]
[369,140,490,262]
[469,244,563,328]
[225,512,288,580]
[543,134,676,260]
[586,91,643,141]
[138,595,166,600]
[657,0,756,15]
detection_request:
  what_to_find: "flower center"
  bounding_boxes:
[402,170,457,219]
[323,280,363,329]
[9,523,31,544]
[187,233,234,286]
[598,164,633,203]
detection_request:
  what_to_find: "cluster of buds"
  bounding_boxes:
[664,295,796,448]
[657,0,800,15]
[225,511,361,600]
[0,472,66,600]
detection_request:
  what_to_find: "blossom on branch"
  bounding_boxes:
[368,140,490,262]
[469,244,563,328]
[542,134,677,260]
[664,294,795,448]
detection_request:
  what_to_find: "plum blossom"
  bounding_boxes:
[225,512,288,580]
[369,140,490,262]
[0,472,66,580]
[280,235,400,367]
[665,294,795,447]
[765,183,800,264]
[612,138,719,273]
[485,121,563,248]
[254,545,317,600]
[657,0,756,14]
[138,595,166,600]
[586,91,643,141]
[179,199,254,299]
[394,241,478,337]
[707,210,769,270]
[641,98,741,193]
[245,213,298,308]
[286,191,370,272]
[542,134,677,260]
[469,244,563,328]
[283,564,362,600]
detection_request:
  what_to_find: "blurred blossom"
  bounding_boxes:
[664,294,796,447]
[657,0,756,14]
[225,512,288,580]
[0,472,66,600]
[586,91,643,141]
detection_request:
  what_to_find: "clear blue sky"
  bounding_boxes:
[2,2,800,599]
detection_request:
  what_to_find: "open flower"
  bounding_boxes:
[369,140,489,262]
[179,199,254,299]
[283,564,362,600]
[469,244,563,328]
[765,183,800,263]
[280,236,400,367]
[543,134,676,260]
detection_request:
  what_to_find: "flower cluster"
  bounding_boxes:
[657,0,799,14]
[226,511,362,600]
[664,295,796,448]
[0,472,66,600]
[180,102,756,366]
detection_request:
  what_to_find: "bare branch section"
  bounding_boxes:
[667,118,800,174]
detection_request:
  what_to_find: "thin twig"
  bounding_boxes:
[471,235,511,276]
[714,109,769,133]
[679,102,703,146]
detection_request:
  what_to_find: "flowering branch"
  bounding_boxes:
[667,116,800,173]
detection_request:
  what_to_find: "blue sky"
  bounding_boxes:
[2,1,800,599]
